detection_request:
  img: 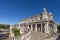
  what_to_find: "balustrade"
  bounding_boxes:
[9,30,31,40]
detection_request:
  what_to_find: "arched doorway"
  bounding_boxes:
[29,25,31,30]
[32,24,35,31]
[49,24,54,34]
[42,23,45,33]
[37,24,41,32]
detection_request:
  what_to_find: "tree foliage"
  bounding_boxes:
[0,24,10,29]
[12,27,20,36]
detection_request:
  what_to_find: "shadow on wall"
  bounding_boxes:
[56,35,60,40]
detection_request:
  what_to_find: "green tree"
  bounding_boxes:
[0,24,10,29]
[12,27,20,36]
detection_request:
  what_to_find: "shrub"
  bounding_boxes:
[12,27,20,36]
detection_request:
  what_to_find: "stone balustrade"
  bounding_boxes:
[8,30,31,40]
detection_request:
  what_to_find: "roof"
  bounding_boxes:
[19,13,42,22]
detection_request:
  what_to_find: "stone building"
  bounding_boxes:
[18,8,57,34]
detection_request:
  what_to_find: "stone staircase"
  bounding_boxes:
[29,31,49,40]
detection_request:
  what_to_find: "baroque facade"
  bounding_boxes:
[18,8,57,34]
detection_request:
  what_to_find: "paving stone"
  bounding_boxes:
[29,31,48,40]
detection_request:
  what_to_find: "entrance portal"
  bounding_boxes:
[42,23,45,33]
[29,25,31,30]
[49,24,54,34]
[37,24,41,32]
[33,24,35,31]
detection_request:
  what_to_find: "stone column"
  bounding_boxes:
[54,24,57,33]
[53,24,55,33]
[44,23,46,33]
[27,25,29,29]
[56,24,57,33]
[23,25,25,30]
[23,25,24,27]
[45,22,49,34]
[35,24,37,31]
[41,23,42,33]
[31,24,33,31]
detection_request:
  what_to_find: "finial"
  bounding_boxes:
[43,8,46,12]
[49,12,52,15]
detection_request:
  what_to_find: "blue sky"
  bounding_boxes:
[0,0,60,24]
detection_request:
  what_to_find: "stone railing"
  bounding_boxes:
[21,31,31,40]
[8,30,31,40]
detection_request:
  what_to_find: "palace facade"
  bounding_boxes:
[18,8,57,34]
